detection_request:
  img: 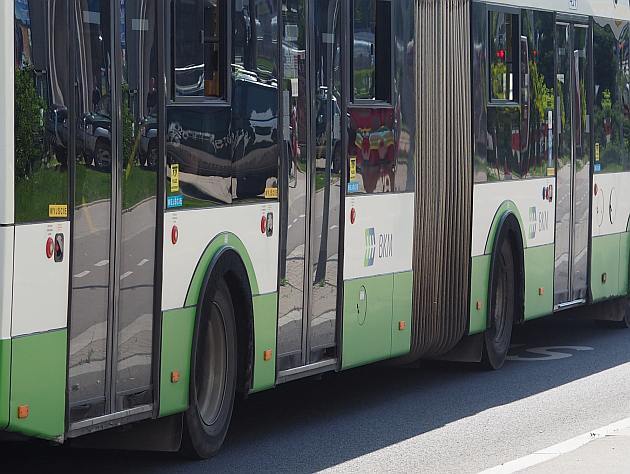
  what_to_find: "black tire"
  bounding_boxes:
[482,238,516,370]
[182,279,237,459]
[95,141,111,169]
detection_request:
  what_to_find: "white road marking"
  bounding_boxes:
[94,260,109,267]
[507,346,594,362]
[330,225,339,230]
[120,271,133,280]
[298,214,306,218]
[137,259,150,266]
[74,270,91,278]
[292,218,299,224]
[479,416,630,473]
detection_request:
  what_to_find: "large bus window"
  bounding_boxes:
[352,0,392,102]
[593,18,629,174]
[173,0,225,98]
[14,0,70,223]
[489,11,518,102]
[521,10,554,178]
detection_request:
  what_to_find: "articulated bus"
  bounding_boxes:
[1,0,629,458]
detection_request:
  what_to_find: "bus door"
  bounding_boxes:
[554,21,591,308]
[67,0,160,428]
[277,0,344,373]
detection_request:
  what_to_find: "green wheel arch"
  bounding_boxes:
[185,232,260,307]
[483,201,527,256]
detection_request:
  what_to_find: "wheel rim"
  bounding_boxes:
[195,301,228,426]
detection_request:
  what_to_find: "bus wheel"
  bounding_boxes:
[483,238,516,370]
[182,279,237,459]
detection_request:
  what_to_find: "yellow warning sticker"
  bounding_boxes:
[546,167,555,177]
[264,187,278,199]
[595,142,600,162]
[170,164,180,192]
[49,205,68,218]
[349,156,357,180]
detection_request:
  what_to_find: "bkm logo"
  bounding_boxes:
[364,228,393,267]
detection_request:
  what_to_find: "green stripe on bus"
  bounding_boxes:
[341,272,412,370]
[524,244,555,320]
[591,233,627,302]
[8,329,67,440]
[469,255,491,334]
[185,232,259,308]
[621,231,630,296]
[159,307,196,418]
[0,338,10,430]
[250,292,278,393]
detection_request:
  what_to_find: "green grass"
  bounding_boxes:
[122,166,158,210]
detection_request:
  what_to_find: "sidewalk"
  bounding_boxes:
[521,428,630,473]
[482,417,630,474]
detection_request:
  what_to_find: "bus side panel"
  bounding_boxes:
[0,226,14,428]
[591,172,630,301]
[7,222,69,439]
[0,339,10,430]
[341,193,414,369]
[158,307,195,418]
[8,329,66,439]
[161,204,279,399]
[470,181,555,333]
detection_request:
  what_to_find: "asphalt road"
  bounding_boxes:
[3,310,630,473]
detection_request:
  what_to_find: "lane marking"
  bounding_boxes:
[137,259,150,267]
[74,270,91,278]
[480,416,630,473]
[507,346,594,362]
[120,271,133,280]
[94,260,109,267]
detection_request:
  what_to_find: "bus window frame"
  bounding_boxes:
[167,0,232,107]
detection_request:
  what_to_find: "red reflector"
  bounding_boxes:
[594,183,598,196]
[46,237,54,259]
[261,215,267,234]
[350,208,356,224]
[171,225,179,245]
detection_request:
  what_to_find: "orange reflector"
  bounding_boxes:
[263,349,273,361]
[17,405,29,419]
[476,301,482,311]
[398,321,406,331]
[538,287,545,296]
[171,370,180,384]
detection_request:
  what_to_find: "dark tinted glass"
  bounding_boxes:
[521,10,555,178]
[352,0,391,101]
[593,18,629,173]
[14,0,70,223]
[489,12,517,102]
[231,0,279,202]
[486,106,521,180]
[173,0,224,98]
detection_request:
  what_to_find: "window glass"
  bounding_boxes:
[593,18,629,173]
[14,0,70,223]
[489,11,517,102]
[520,10,555,178]
[352,0,391,102]
[486,106,521,180]
[173,0,224,98]
[231,0,279,202]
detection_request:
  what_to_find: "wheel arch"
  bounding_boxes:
[188,237,257,396]
[487,211,526,327]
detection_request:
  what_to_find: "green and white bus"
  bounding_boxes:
[2,0,629,458]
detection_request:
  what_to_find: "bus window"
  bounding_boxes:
[489,11,518,103]
[173,0,225,98]
[352,0,392,102]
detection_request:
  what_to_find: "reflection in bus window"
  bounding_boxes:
[14,0,70,223]
[352,0,391,102]
[489,11,517,102]
[173,0,224,98]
